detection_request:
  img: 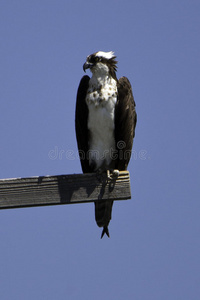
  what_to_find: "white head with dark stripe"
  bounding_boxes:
[83,51,118,80]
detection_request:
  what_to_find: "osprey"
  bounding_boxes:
[75,51,137,238]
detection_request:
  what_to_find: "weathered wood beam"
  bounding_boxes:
[0,171,131,210]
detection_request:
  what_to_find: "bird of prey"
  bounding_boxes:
[75,51,137,238]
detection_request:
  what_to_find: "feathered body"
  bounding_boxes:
[75,51,137,238]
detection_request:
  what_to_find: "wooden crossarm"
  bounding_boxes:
[0,171,131,210]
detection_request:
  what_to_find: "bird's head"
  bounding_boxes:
[83,51,118,80]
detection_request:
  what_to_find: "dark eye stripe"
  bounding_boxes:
[89,55,101,63]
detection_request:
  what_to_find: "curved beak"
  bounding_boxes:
[83,62,93,72]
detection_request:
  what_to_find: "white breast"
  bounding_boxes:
[86,77,117,170]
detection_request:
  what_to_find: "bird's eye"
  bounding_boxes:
[94,56,100,62]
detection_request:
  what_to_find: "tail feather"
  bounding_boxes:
[95,200,113,238]
[101,226,110,238]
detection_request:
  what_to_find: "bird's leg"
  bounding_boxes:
[106,169,120,191]
[107,169,120,179]
[96,168,120,182]
[106,169,111,180]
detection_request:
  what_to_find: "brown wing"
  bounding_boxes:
[114,76,137,170]
[75,75,93,173]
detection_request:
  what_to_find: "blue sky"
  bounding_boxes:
[0,0,199,299]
